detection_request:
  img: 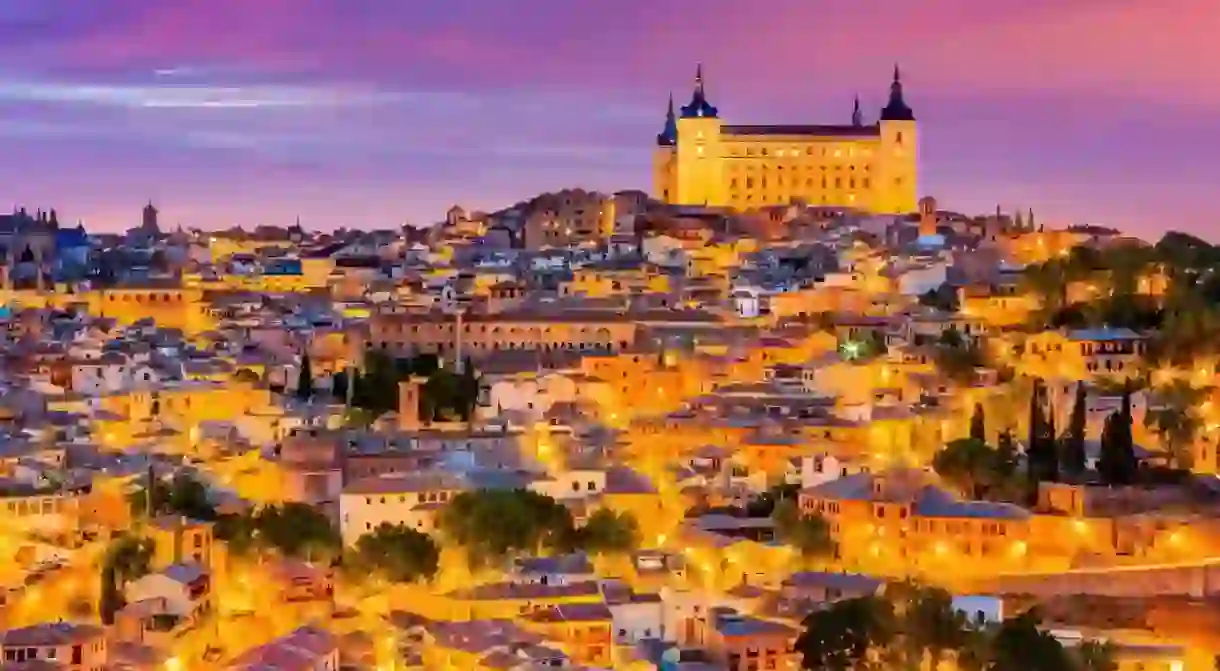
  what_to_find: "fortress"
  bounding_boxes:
[653,65,918,214]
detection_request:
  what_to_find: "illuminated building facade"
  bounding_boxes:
[653,65,918,214]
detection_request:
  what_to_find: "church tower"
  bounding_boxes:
[652,94,679,203]
[142,201,160,233]
[877,65,918,214]
[673,65,726,207]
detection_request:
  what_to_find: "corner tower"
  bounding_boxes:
[653,94,679,203]
[673,65,726,207]
[877,65,918,214]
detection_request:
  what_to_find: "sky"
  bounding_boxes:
[0,0,1216,238]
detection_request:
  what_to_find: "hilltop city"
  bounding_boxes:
[0,66,1218,670]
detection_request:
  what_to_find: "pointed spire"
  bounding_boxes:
[852,95,863,126]
[880,63,915,121]
[656,93,678,146]
[680,63,718,118]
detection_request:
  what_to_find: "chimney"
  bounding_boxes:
[398,377,425,431]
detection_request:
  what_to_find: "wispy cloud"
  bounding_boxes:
[0,78,406,109]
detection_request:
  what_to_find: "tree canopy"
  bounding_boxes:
[347,522,440,583]
[438,489,576,567]
[349,349,480,422]
[1023,233,1220,363]
[772,499,837,559]
[796,586,1097,671]
[215,503,341,562]
[1145,379,1204,469]
[99,534,155,624]
[576,508,640,556]
[932,438,1018,500]
[797,594,895,671]
[128,470,217,521]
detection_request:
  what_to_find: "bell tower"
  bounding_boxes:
[673,65,725,207]
[877,65,918,214]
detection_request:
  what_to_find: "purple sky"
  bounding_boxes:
[0,0,1216,237]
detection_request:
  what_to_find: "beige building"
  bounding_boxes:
[654,65,918,214]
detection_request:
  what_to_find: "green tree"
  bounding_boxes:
[129,472,217,521]
[351,348,401,416]
[1075,640,1118,671]
[214,511,258,556]
[996,430,1018,478]
[332,369,350,403]
[1146,380,1203,469]
[99,533,155,624]
[899,585,973,671]
[1098,412,1136,485]
[578,509,639,555]
[1098,384,1138,485]
[796,595,895,671]
[105,534,154,583]
[251,503,341,561]
[746,483,801,517]
[933,438,1003,500]
[772,499,836,559]
[1061,383,1088,478]
[987,611,1074,671]
[1025,379,1059,485]
[919,283,960,312]
[939,327,965,349]
[348,523,440,583]
[99,564,122,625]
[439,489,576,567]
[970,403,986,443]
[295,352,313,401]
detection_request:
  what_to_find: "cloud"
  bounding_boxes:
[0,78,408,109]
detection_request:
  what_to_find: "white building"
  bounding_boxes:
[338,471,469,545]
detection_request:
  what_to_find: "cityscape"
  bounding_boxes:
[1,2,1218,670]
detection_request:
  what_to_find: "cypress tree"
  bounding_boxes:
[1026,379,1043,484]
[1042,408,1060,482]
[970,403,986,443]
[1098,383,1137,485]
[99,564,122,625]
[295,353,314,401]
[1062,383,1088,477]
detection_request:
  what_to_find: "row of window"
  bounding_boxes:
[378,341,627,353]
[382,323,621,336]
[723,146,873,159]
[913,519,1009,536]
[105,292,183,303]
[731,176,871,190]
[727,163,870,172]
[359,490,455,506]
[5,497,69,515]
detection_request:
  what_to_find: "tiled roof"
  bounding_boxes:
[723,124,880,138]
